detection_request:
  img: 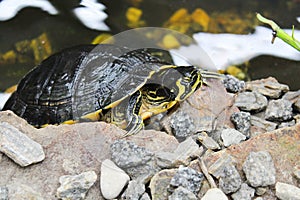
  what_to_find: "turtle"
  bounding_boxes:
[2,44,206,136]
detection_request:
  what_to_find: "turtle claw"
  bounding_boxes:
[122,115,144,137]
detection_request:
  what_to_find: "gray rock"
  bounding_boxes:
[208,152,234,179]
[0,122,45,167]
[110,140,159,182]
[250,115,277,133]
[255,187,267,196]
[170,111,196,141]
[156,137,202,168]
[100,159,130,199]
[201,188,228,200]
[56,171,97,200]
[170,166,204,195]
[234,91,268,112]
[218,164,242,194]
[245,77,289,98]
[221,128,246,147]
[222,74,245,93]
[197,132,220,150]
[121,180,145,200]
[265,99,293,122]
[168,186,197,200]
[282,90,300,103]
[278,120,296,128]
[140,193,151,200]
[231,183,255,200]
[111,140,153,168]
[230,112,251,138]
[275,182,300,200]
[254,197,264,200]
[149,169,178,200]
[242,151,276,187]
[0,186,8,200]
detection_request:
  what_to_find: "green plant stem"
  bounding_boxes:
[256,13,300,51]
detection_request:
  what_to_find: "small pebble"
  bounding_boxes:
[170,111,195,141]
[242,151,276,187]
[218,164,242,194]
[100,159,130,199]
[275,182,300,200]
[221,128,246,147]
[222,74,245,93]
[201,188,228,200]
[231,183,255,200]
[255,187,267,196]
[170,165,204,195]
[197,132,220,150]
[168,186,197,200]
[230,111,251,138]
[121,180,145,200]
[0,122,45,167]
[245,77,289,98]
[56,171,97,200]
[265,99,293,122]
[234,91,268,112]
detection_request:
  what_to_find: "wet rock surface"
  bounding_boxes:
[0,76,299,199]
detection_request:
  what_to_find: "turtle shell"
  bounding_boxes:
[3,44,169,127]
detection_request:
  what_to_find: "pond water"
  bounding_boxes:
[0,0,299,91]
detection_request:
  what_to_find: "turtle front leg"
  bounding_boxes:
[123,90,144,137]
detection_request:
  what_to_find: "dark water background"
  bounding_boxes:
[0,0,299,90]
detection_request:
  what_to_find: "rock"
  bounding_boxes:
[293,164,300,180]
[0,186,8,200]
[197,132,220,150]
[282,90,300,104]
[221,128,246,147]
[56,171,97,200]
[121,180,145,200]
[149,169,177,200]
[169,165,204,195]
[168,186,197,200]
[156,137,202,168]
[250,115,277,135]
[140,193,151,200]
[222,74,245,93]
[110,139,159,182]
[275,182,300,200]
[278,120,295,128]
[230,111,251,138]
[206,152,235,179]
[201,188,228,200]
[0,122,45,167]
[265,99,293,122]
[245,77,289,98]
[0,111,179,199]
[255,187,267,196]
[218,164,242,194]
[170,111,196,141]
[234,91,268,112]
[231,183,255,200]
[242,151,276,187]
[100,159,130,199]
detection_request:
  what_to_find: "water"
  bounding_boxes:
[0,0,299,91]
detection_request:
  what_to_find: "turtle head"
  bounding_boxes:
[172,66,203,101]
